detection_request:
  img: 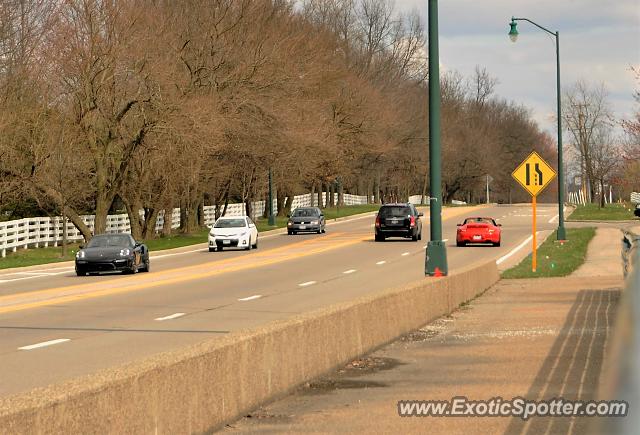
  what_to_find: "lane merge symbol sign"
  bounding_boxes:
[511,151,557,273]
[512,151,556,197]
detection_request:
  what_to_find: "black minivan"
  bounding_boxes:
[374,203,423,242]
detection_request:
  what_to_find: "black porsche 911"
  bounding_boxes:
[75,234,150,276]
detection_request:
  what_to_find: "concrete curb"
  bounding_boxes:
[0,261,499,433]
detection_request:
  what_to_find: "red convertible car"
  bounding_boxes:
[456,217,501,247]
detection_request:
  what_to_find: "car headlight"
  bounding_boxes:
[287,220,293,226]
[311,220,319,225]
[119,248,131,256]
[76,250,85,259]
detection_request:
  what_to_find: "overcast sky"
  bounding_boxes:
[397,0,639,137]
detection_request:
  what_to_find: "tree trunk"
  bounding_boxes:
[142,208,160,240]
[123,198,143,240]
[310,183,315,207]
[338,183,344,206]
[329,183,335,207]
[284,193,294,216]
[599,179,605,208]
[317,185,323,208]
[245,199,253,218]
[276,186,286,217]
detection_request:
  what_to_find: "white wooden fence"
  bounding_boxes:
[0,192,371,257]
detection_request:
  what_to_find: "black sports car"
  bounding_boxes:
[75,234,150,276]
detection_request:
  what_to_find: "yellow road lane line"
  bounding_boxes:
[0,234,367,315]
[0,232,345,305]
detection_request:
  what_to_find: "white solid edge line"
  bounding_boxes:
[496,235,534,265]
[548,214,559,224]
[238,295,262,301]
[343,269,357,274]
[19,338,70,350]
[154,312,186,321]
[298,281,317,287]
[376,260,386,265]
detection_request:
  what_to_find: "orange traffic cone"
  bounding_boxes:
[434,267,443,277]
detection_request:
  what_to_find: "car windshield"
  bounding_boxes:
[379,206,411,218]
[87,235,132,248]
[214,218,246,228]
[464,218,495,225]
[292,208,318,217]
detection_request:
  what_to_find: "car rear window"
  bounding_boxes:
[292,208,318,217]
[379,206,411,217]
[464,218,494,225]
[87,235,132,248]
[214,219,247,228]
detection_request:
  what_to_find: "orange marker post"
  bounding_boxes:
[532,194,537,272]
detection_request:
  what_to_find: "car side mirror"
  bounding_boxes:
[287,214,290,218]
[456,223,462,226]
[134,242,141,248]
[418,212,424,217]
[79,244,84,249]
[497,224,502,226]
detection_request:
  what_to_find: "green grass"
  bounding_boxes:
[0,204,380,270]
[0,244,81,270]
[501,227,596,278]
[143,229,210,251]
[568,202,638,221]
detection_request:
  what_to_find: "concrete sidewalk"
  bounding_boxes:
[572,228,623,277]
[226,230,624,434]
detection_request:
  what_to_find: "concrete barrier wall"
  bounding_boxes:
[0,261,499,434]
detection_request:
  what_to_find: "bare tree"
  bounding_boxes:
[563,80,614,203]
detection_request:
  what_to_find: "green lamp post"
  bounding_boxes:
[425,0,448,276]
[508,17,567,241]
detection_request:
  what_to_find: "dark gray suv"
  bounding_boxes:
[375,203,423,242]
[287,207,326,235]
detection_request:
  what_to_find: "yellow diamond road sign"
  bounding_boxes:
[512,151,556,197]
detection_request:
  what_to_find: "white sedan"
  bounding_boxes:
[208,216,259,252]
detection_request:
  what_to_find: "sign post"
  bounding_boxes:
[512,151,557,272]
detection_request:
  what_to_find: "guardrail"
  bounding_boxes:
[600,227,640,433]
[0,192,372,256]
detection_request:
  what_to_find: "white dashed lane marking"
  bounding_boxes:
[19,339,70,350]
[343,269,357,274]
[155,313,186,321]
[298,281,317,287]
[238,295,262,301]
[376,261,386,265]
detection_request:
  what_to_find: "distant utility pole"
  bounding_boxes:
[485,174,493,204]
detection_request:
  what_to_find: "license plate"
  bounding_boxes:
[223,240,231,245]
[473,235,482,240]
[299,225,306,229]
[391,219,398,224]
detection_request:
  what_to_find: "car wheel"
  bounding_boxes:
[218,246,223,251]
[494,240,501,247]
[411,231,419,241]
[141,259,150,272]
[76,270,86,277]
[375,234,385,242]
[456,241,465,247]
[209,247,216,252]
[418,230,422,240]
[252,237,258,249]
[317,229,322,234]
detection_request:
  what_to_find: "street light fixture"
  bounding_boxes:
[508,16,567,241]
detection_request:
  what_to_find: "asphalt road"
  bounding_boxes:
[0,204,561,398]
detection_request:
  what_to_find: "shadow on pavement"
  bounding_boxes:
[505,288,620,435]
